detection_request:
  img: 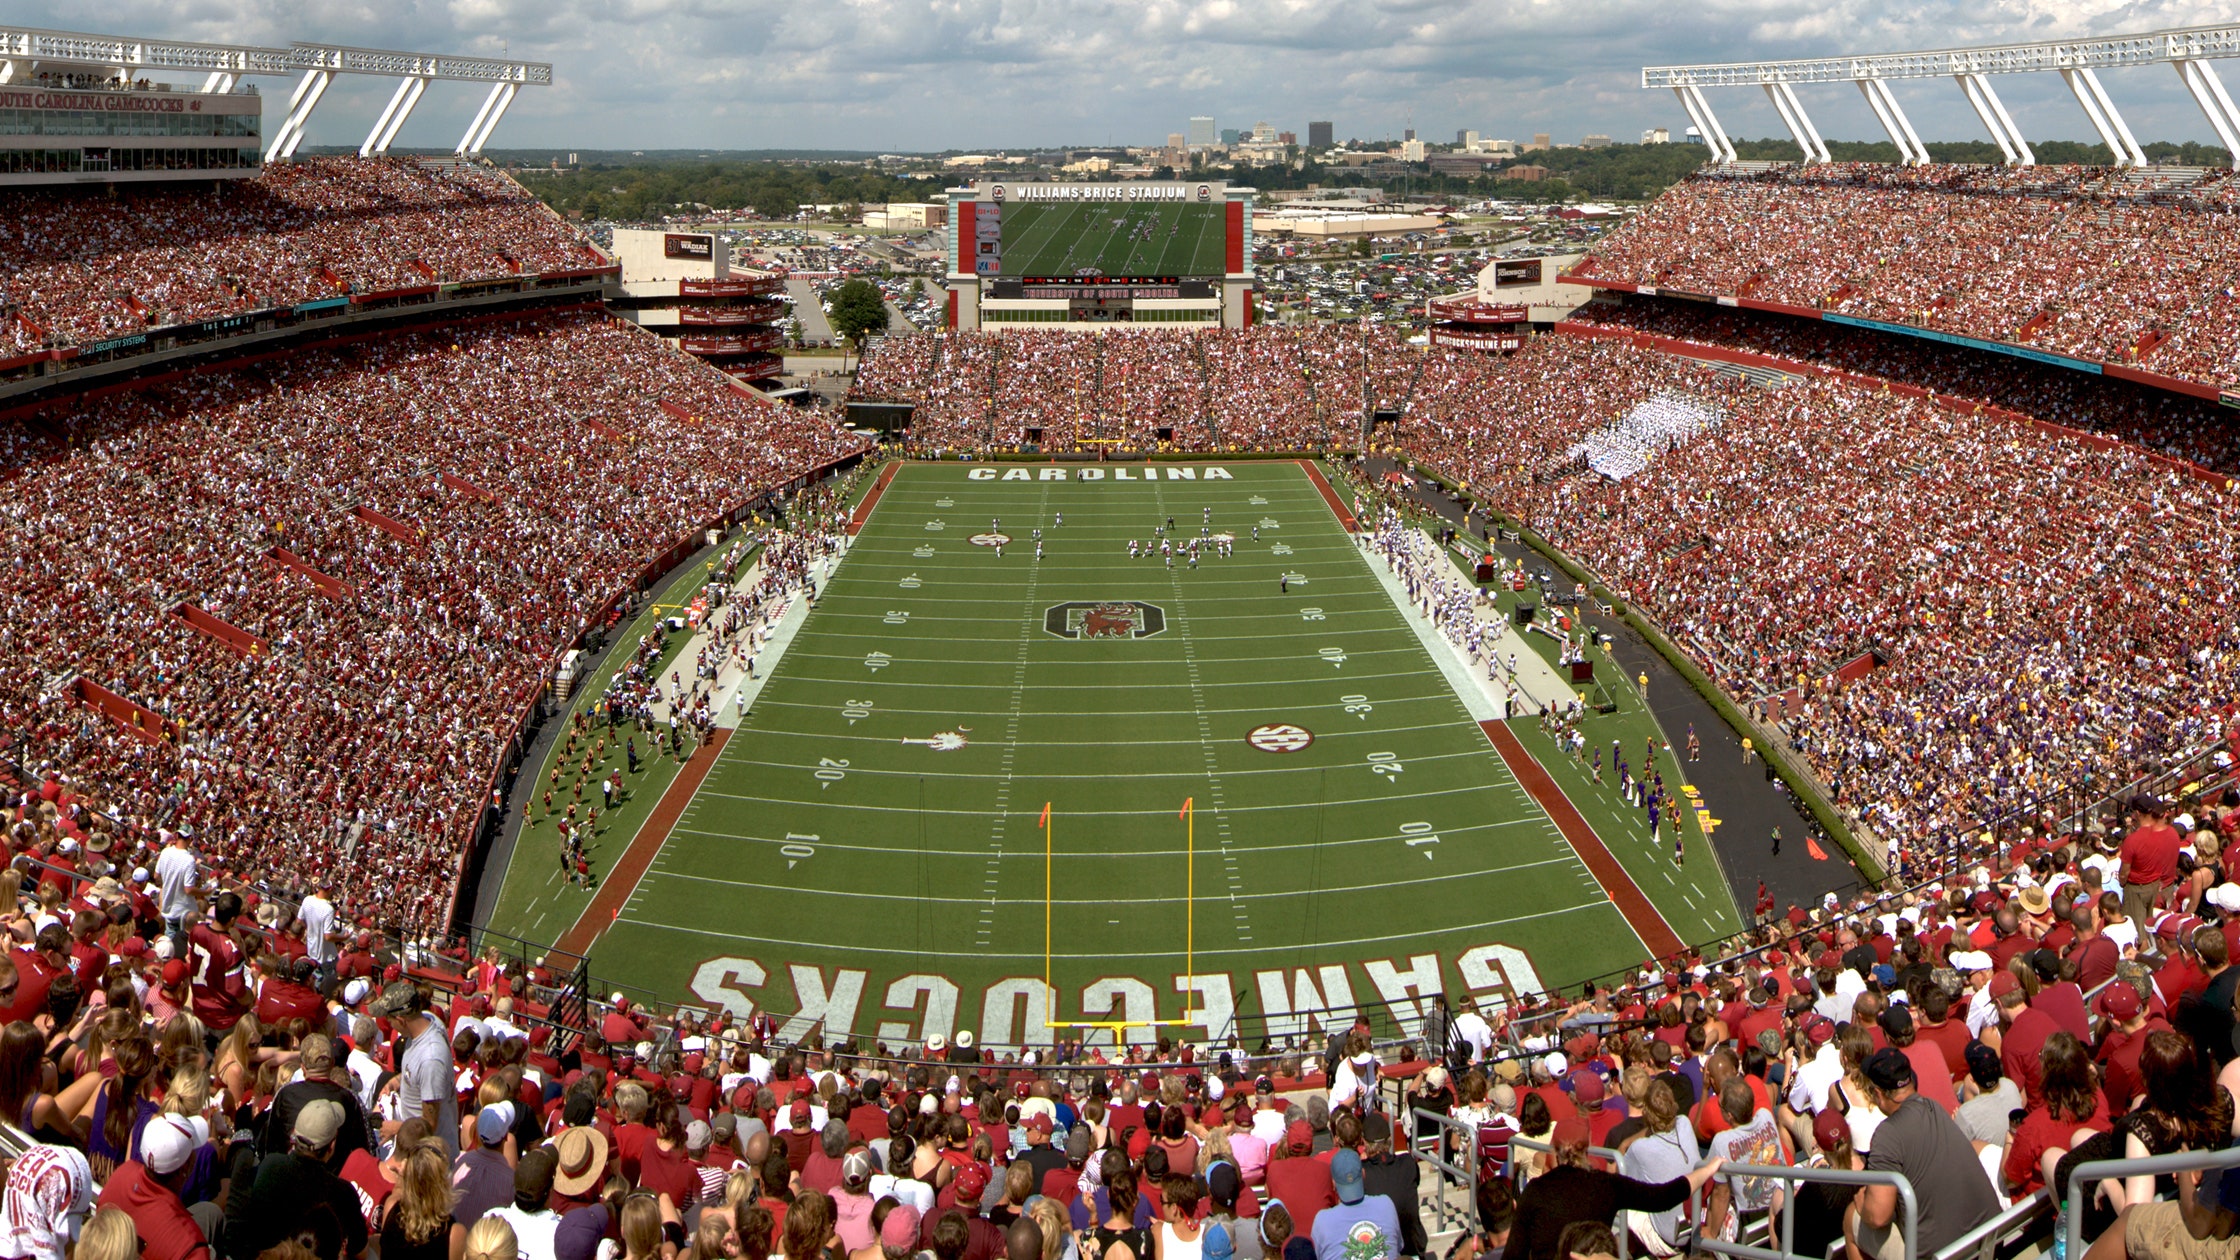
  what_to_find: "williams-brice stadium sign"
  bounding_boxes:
[986,181,1222,203]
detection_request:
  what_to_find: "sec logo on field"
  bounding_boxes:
[1246,723,1314,753]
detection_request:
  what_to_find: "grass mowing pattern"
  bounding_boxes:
[580,463,1735,1045]
[998,202,1227,278]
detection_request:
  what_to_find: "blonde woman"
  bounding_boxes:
[383,1141,467,1260]
[464,1216,520,1260]
[76,1207,139,1260]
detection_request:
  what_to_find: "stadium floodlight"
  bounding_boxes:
[1644,22,2240,167]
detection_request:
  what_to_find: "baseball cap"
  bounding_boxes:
[160,959,189,987]
[1363,1112,1393,1145]
[1026,1113,1054,1136]
[790,1098,812,1124]
[1204,1223,1235,1260]
[294,1099,345,1147]
[1877,1005,1914,1038]
[1329,1149,1365,1204]
[1862,1048,1915,1092]
[1550,1118,1591,1152]
[1965,1042,2001,1080]
[478,1102,516,1146]
[1572,1071,1605,1105]
[1806,1018,1835,1045]
[2095,984,2143,1021]
[954,1160,991,1203]
[685,1119,712,1151]
[1207,1160,1241,1206]
[1988,971,2023,999]
[1285,1119,1312,1154]
[1947,951,1993,971]
[1812,1107,1848,1152]
[2131,794,2163,815]
[140,1115,197,1176]
[842,1149,876,1189]
[881,1205,923,1250]
[366,980,425,1020]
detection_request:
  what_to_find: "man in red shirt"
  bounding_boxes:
[0,925,70,1025]
[189,892,251,1033]
[2094,984,2167,1117]
[2119,795,2183,937]
[254,956,329,1028]
[1992,972,2062,1107]
[95,1114,211,1260]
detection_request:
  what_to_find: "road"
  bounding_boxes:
[785,279,835,344]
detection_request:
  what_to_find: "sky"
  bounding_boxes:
[23,0,2240,154]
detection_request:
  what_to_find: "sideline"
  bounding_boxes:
[1480,719,1684,959]
[849,462,898,535]
[1297,459,1358,530]
[553,728,733,959]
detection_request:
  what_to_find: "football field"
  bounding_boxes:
[998,202,1227,278]
[522,462,1739,1049]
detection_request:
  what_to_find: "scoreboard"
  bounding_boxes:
[947,181,1256,332]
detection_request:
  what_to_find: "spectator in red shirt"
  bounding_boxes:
[1991,971,2063,1108]
[187,892,250,1034]
[95,1114,212,1260]
[1263,1121,1336,1241]
[2119,795,2183,936]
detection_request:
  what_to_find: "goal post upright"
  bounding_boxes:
[1041,798,1201,1034]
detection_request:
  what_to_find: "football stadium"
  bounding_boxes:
[10,14,2240,1260]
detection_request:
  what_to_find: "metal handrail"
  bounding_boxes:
[2062,1140,2240,1259]
[1410,1106,1482,1236]
[1690,1163,1919,1260]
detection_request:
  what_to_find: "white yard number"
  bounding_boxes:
[1318,646,1348,668]
[1300,607,1325,621]
[1340,694,1373,720]
[882,610,910,625]
[814,758,850,784]
[781,834,818,869]
[1399,821,1439,860]
[898,576,922,589]
[913,545,936,558]
[841,699,874,724]
[925,520,946,531]
[863,651,892,671]
[1367,751,1405,779]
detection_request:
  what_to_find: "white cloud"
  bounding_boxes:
[11,0,2238,151]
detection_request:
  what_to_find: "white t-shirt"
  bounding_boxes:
[154,845,198,920]
[298,894,336,963]
[489,1206,563,1260]
[868,1173,935,1214]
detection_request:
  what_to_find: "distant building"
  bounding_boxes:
[862,202,947,230]
[1188,116,1216,147]
[1500,164,1548,181]
[1251,120,1277,143]
[1684,126,1707,145]
[1308,120,1334,148]
[1278,131,1297,146]
[1642,127,1670,144]
[1400,138,1427,162]
[1426,153,1497,175]
[1458,129,1479,148]
[1167,132,1186,150]
[608,228,784,381]
[1481,139,1519,157]
[1581,134,1613,148]
[1403,128,1416,142]
[1527,133,1551,151]
[1220,128,1241,144]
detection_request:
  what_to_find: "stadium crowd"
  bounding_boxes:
[1563,300,2240,476]
[1578,163,2240,390]
[0,310,864,937]
[0,158,597,354]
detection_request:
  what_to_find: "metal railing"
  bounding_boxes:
[1410,1107,1481,1236]
[1689,1164,1919,1260]
[2064,1141,2240,1260]
[1509,1134,1637,1257]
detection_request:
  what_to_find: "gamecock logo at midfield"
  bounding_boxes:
[1044,600,1168,640]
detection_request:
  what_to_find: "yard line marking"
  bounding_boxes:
[622,898,1619,959]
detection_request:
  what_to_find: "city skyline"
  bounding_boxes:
[9,0,2238,155]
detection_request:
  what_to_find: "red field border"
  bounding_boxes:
[1478,719,1684,960]
[553,728,732,958]
[848,463,898,535]
[1297,460,1358,531]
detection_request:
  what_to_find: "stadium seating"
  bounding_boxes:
[1,309,864,934]
[1578,162,2240,391]
[0,157,598,352]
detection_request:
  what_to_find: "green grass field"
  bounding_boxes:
[494,462,1740,1051]
[998,202,1227,278]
